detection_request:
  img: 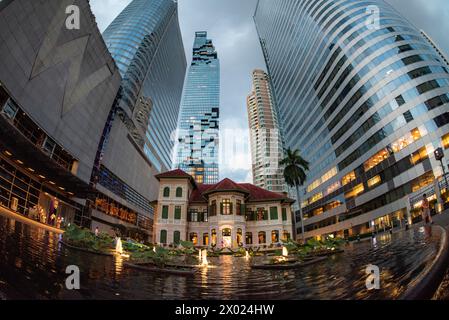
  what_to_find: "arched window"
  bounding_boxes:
[173,231,181,245]
[258,231,266,244]
[160,230,167,244]
[176,187,183,197]
[163,187,170,197]
[203,233,209,246]
[271,230,279,243]
[236,228,243,245]
[211,229,217,246]
[189,232,198,246]
[246,232,253,245]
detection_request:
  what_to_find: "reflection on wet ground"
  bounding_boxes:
[0,215,442,300]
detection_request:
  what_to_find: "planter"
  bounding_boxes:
[59,240,114,257]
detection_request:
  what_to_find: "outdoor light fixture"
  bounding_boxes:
[435,147,444,161]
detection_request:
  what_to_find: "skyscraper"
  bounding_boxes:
[255,0,449,240]
[175,32,220,184]
[103,0,186,171]
[86,0,187,239]
[247,69,286,192]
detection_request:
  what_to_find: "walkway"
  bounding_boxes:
[432,210,449,299]
[0,206,63,234]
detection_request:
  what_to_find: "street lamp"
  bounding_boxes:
[434,147,449,194]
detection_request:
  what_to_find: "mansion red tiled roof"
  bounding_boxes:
[156,170,294,204]
[155,169,194,180]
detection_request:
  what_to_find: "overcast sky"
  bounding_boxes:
[90,0,449,182]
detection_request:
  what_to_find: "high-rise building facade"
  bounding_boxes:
[0,0,121,228]
[175,32,220,184]
[85,0,186,239]
[255,0,449,240]
[103,0,186,171]
[247,70,286,192]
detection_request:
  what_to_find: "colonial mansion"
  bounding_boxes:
[153,170,294,248]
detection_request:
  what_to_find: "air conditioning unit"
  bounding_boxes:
[11,197,18,211]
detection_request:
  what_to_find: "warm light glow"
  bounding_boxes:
[49,181,56,185]
[282,246,288,257]
[16,159,24,165]
[4,150,12,156]
[115,238,123,255]
[27,167,35,172]
[201,249,208,266]
[38,175,46,179]
[367,175,381,188]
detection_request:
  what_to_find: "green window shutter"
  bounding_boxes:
[174,231,180,245]
[176,187,182,197]
[241,204,245,216]
[160,230,167,244]
[230,203,233,214]
[282,208,287,221]
[163,187,170,197]
[162,206,169,219]
[270,207,278,220]
[264,210,268,220]
[175,206,181,219]
[220,203,223,215]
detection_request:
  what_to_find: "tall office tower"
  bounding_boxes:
[86,0,186,239]
[0,0,121,227]
[247,70,286,192]
[175,32,220,184]
[255,0,449,240]
[420,30,449,67]
[102,0,186,171]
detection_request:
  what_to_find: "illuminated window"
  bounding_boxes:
[342,171,356,186]
[345,183,365,199]
[271,230,279,243]
[221,199,232,215]
[322,167,338,183]
[367,175,381,188]
[307,167,338,192]
[411,147,428,165]
[326,181,341,195]
[412,171,434,193]
[442,133,449,149]
[307,179,320,193]
[364,148,390,172]
[309,192,323,204]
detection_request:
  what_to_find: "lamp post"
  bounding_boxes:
[434,148,449,191]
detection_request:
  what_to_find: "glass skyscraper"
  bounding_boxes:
[255,0,449,240]
[175,31,220,184]
[103,0,186,171]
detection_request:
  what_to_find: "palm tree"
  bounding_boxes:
[280,148,309,243]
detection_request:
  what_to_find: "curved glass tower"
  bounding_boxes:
[103,0,186,171]
[255,0,449,239]
[175,31,220,184]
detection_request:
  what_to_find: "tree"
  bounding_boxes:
[280,148,309,243]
